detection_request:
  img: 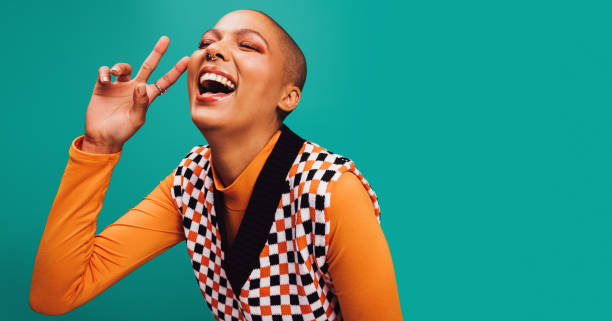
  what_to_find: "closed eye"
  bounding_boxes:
[240,42,259,51]
[198,40,214,49]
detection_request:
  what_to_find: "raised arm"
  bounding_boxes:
[327,171,403,321]
[30,35,191,315]
[29,135,185,315]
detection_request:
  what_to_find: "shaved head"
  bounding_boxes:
[243,9,307,91]
[239,10,306,120]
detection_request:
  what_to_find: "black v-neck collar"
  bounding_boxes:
[213,124,306,293]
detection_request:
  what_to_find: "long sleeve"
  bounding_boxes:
[29,135,185,315]
[327,171,402,321]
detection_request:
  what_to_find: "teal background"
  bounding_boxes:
[2,0,611,320]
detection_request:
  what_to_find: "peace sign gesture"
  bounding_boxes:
[82,36,189,154]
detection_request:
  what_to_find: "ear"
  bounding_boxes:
[277,84,301,113]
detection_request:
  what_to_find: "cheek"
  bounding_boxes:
[187,51,203,96]
[238,56,278,94]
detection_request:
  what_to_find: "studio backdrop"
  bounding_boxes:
[2,0,612,320]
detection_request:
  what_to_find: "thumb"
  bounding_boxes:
[132,84,150,119]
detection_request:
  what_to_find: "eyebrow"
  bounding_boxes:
[202,28,269,49]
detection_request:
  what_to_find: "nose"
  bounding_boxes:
[204,42,228,62]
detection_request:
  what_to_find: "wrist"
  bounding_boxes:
[81,136,123,154]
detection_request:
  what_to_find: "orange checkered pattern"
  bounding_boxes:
[171,140,380,321]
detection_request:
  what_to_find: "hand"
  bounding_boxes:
[82,36,190,153]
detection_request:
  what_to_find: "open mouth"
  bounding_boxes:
[196,72,236,103]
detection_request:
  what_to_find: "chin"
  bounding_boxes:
[190,102,240,134]
[190,107,223,132]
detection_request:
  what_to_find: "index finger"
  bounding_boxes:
[134,36,170,82]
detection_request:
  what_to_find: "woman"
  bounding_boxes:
[29,9,402,321]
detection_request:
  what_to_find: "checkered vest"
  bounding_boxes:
[171,125,381,321]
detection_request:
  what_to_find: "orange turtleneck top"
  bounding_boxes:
[29,129,402,320]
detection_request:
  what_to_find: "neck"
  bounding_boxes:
[204,122,282,187]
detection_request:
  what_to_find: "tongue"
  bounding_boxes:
[200,91,230,98]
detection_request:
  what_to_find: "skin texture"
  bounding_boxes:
[186,10,301,187]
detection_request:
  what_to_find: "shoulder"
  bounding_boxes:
[334,171,368,196]
[299,140,351,166]
[329,171,375,219]
[300,140,381,222]
[294,141,376,198]
[293,139,380,213]
[292,140,353,181]
[287,141,357,201]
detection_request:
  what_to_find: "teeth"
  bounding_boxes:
[199,72,236,90]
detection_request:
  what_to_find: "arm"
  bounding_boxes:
[327,172,402,321]
[29,135,185,315]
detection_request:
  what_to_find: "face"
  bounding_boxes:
[187,10,287,134]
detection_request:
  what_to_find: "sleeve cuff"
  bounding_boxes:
[69,135,122,163]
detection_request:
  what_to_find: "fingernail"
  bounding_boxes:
[111,67,119,73]
[103,76,109,82]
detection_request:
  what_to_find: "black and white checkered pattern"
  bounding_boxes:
[171,141,381,321]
